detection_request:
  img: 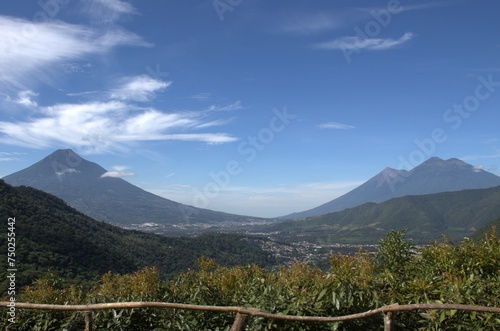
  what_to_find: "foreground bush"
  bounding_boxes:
[1,230,499,330]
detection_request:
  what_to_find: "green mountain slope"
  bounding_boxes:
[0,179,274,294]
[270,185,500,244]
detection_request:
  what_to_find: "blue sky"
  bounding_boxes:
[1,0,499,217]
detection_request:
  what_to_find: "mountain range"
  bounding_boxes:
[4,150,500,234]
[283,157,500,219]
[268,185,500,244]
[3,149,257,226]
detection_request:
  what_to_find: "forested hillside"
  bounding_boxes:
[0,180,274,294]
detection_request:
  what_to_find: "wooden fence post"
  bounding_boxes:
[230,312,250,331]
[384,312,393,331]
[84,311,93,331]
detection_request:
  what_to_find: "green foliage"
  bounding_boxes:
[376,230,415,274]
[373,230,500,329]
[2,230,499,330]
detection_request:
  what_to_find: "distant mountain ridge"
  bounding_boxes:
[3,149,257,226]
[283,157,500,219]
[270,184,500,244]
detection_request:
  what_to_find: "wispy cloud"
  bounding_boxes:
[0,16,150,89]
[313,32,414,51]
[318,122,355,130]
[55,168,80,177]
[194,119,234,129]
[280,13,343,35]
[472,165,484,173]
[109,75,172,102]
[82,0,138,24]
[191,92,212,101]
[101,166,135,178]
[101,171,135,178]
[207,100,243,112]
[6,90,39,108]
[0,100,238,153]
[61,62,94,74]
[0,152,25,157]
[96,0,136,14]
[0,153,23,161]
[460,150,500,161]
[399,2,448,12]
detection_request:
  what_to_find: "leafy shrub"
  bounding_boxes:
[1,230,499,330]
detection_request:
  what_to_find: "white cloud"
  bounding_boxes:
[191,92,211,101]
[61,62,94,74]
[83,0,138,24]
[101,171,135,178]
[172,133,236,144]
[318,122,355,130]
[110,75,172,102]
[0,8,237,154]
[95,0,136,15]
[0,16,150,89]
[399,3,447,12]
[55,168,80,177]
[0,100,238,152]
[472,165,484,173]
[111,165,129,172]
[0,152,25,159]
[194,119,233,129]
[207,100,243,112]
[313,32,414,51]
[9,90,38,108]
[119,110,195,136]
[280,13,343,35]
[95,27,151,48]
[101,165,135,178]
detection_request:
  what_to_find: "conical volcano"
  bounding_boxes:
[4,149,256,225]
[283,157,500,219]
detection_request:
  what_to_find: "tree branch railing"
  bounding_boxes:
[1,301,500,331]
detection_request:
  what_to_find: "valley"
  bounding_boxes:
[4,149,500,269]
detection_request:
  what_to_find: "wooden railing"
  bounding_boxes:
[2,301,500,330]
